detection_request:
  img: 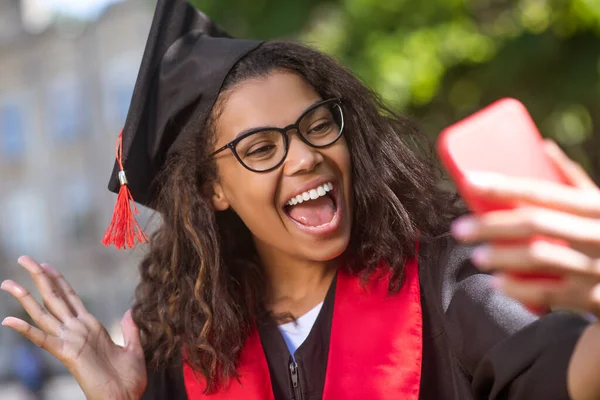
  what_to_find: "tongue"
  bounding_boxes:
[288,195,335,226]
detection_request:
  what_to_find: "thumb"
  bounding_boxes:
[121,309,143,356]
[543,139,598,190]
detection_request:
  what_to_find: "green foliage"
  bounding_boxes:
[190,0,335,39]
[190,0,600,180]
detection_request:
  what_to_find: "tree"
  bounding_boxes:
[191,0,600,181]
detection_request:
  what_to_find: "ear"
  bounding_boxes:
[211,182,230,211]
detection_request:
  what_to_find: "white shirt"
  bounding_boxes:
[277,302,324,360]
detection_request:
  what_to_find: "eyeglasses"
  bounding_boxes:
[211,98,344,172]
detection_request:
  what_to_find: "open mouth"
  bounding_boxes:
[283,181,339,228]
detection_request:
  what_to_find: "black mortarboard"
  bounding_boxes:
[103,0,262,249]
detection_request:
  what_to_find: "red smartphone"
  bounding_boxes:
[437,98,567,307]
[437,98,568,213]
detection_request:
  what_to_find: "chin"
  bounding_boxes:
[298,235,350,262]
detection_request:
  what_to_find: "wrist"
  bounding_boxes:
[568,322,600,400]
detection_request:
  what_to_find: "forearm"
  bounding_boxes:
[568,322,600,400]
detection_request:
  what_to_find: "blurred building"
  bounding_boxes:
[0,0,154,381]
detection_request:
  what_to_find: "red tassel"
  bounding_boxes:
[102,130,148,249]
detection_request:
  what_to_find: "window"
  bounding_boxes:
[1,190,48,255]
[103,55,139,127]
[0,2,21,44]
[61,178,97,243]
[46,74,87,143]
[0,95,27,160]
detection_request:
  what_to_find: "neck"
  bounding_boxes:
[255,240,338,319]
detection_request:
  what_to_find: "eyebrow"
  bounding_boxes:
[233,99,323,139]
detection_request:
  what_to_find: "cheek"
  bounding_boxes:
[333,136,351,162]
[335,139,353,211]
[218,159,273,210]
[332,138,352,184]
[223,172,281,230]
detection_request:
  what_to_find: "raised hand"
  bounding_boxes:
[1,257,147,400]
[451,139,600,319]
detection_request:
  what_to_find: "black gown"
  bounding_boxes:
[141,235,590,399]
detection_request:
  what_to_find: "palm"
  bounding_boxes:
[67,326,146,399]
[1,257,147,400]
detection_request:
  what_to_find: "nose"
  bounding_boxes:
[282,131,323,176]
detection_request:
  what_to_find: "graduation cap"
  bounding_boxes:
[102,0,263,249]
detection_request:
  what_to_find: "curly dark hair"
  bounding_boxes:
[132,41,464,392]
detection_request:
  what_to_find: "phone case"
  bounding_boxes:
[437,98,567,305]
[437,97,568,214]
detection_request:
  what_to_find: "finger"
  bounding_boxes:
[36,265,92,338]
[2,317,63,353]
[1,280,63,335]
[470,241,600,278]
[466,172,600,218]
[18,256,74,322]
[543,140,599,191]
[40,263,87,317]
[121,309,143,357]
[452,208,600,248]
[38,265,100,334]
[39,264,78,317]
[497,274,600,316]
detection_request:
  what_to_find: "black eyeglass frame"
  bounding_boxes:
[211,98,344,173]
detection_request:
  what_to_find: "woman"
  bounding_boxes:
[2,1,600,399]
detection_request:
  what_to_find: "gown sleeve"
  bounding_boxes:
[422,235,591,399]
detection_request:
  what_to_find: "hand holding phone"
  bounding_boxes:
[436,99,567,311]
[437,98,569,214]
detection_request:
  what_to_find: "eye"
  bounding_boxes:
[237,130,282,159]
[246,144,277,157]
[307,120,333,135]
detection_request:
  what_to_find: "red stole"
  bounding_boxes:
[183,254,423,399]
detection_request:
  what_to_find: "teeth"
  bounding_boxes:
[286,182,334,206]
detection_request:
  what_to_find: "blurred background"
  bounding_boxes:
[0,0,599,398]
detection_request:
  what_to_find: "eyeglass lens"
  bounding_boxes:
[234,102,343,172]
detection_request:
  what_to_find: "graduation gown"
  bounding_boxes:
[141,235,590,399]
